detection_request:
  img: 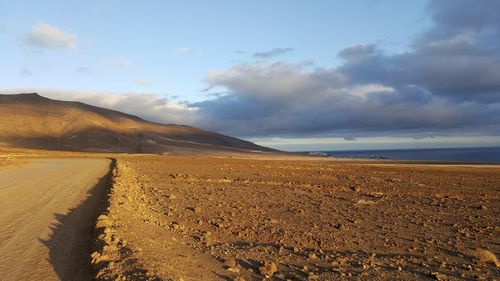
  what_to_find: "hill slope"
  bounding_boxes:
[0,93,272,154]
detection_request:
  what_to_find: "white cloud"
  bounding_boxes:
[176,47,190,54]
[22,22,76,50]
[348,84,394,99]
[136,79,150,86]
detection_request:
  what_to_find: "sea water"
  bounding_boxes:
[313,146,500,164]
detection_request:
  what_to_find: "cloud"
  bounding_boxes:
[136,79,150,86]
[340,1,500,102]
[337,44,378,62]
[194,60,500,137]
[22,22,76,50]
[100,58,134,68]
[176,47,190,54]
[253,48,295,58]
[186,0,500,138]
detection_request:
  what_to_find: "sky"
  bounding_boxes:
[1,0,500,151]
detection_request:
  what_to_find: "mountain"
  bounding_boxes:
[0,93,273,154]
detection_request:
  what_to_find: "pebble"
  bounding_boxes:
[259,261,277,276]
[224,258,237,267]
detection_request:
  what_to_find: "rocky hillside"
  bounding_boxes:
[0,93,272,154]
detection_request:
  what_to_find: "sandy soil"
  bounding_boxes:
[94,155,499,280]
[0,158,112,281]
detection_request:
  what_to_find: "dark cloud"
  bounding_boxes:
[337,44,378,62]
[341,1,500,102]
[252,48,295,58]
[193,1,500,138]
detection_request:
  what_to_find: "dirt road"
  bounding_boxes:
[0,158,112,281]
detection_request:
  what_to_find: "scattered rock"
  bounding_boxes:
[259,261,277,276]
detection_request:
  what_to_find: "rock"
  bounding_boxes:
[259,261,277,276]
[472,248,499,267]
[308,253,318,260]
[224,258,237,267]
[226,267,240,273]
[168,194,177,200]
[96,214,113,228]
[430,272,446,280]
[308,273,319,280]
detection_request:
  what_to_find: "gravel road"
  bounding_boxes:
[0,158,111,281]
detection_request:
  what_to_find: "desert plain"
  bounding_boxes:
[0,149,498,281]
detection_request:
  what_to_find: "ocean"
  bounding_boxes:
[311,146,500,164]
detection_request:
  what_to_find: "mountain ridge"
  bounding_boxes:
[0,93,273,154]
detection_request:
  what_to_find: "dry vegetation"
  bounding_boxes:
[90,155,500,280]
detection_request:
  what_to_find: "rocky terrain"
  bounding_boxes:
[91,155,500,280]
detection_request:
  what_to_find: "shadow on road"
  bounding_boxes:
[39,159,115,281]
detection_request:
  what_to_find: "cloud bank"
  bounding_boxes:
[192,0,500,138]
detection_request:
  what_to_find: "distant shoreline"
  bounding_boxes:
[303,146,500,164]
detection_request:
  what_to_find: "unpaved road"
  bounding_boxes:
[0,158,112,281]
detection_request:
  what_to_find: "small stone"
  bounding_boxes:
[227,267,240,273]
[224,258,237,268]
[259,261,277,276]
[472,248,499,267]
[308,273,319,280]
[309,253,318,260]
[430,272,445,280]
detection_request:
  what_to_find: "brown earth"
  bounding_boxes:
[93,155,500,281]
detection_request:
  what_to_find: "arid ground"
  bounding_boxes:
[0,152,499,280]
[93,155,500,281]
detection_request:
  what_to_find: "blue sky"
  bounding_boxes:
[2,0,500,151]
